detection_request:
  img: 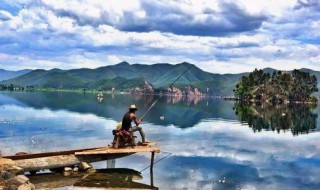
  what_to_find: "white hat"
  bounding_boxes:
[129,104,138,110]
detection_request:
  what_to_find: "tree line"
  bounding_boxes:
[0,84,34,91]
[234,69,318,102]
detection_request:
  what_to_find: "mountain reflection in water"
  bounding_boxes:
[0,91,236,128]
[234,102,318,135]
[28,168,157,189]
[1,92,320,189]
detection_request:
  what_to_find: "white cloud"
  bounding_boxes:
[0,10,13,21]
[237,0,296,16]
[0,0,319,73]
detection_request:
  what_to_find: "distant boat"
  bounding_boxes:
[97,92,104,98]
[97,92,104,102]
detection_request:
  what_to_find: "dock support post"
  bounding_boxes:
[150,151,155,172]
[150,151,155,188]
[107,159,115,168]
[150,167,154,188]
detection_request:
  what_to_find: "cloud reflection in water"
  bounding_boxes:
[0,92,319,189]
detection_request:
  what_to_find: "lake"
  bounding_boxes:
[0,91,320,190]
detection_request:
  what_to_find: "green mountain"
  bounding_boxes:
[3,62,243,95]
[0,69,32,81]
[2,62,320,96]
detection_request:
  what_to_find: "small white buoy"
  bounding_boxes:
[282,113,286,116]
[160,116,164,120]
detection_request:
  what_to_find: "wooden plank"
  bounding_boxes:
[2,145,160,172]
[3,146,108,160]
[75,147,160,155]
[14,153,133,171]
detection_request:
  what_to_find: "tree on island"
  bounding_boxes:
[234,69,318,102]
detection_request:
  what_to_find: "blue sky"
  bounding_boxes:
[0,0,319,73]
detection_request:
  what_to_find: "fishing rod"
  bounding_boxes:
[139,151,172,172]
[140,64,194,119]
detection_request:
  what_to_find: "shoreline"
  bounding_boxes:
[0,89,319,104]
[223,97,318,104]
[0,88,216,97]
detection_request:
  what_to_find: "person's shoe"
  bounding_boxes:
[142,139,150,143]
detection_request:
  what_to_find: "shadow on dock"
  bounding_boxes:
[28,168,158,189]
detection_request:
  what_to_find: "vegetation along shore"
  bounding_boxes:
[1,62,319,102]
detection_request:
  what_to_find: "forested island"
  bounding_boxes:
[234,69,318,103]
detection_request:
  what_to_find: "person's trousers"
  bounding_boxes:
[130,126,146,142]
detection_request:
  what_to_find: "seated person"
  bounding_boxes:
[121,104,148,143]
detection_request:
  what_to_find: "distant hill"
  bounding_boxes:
[0,69,32,81]
[2,62,320,96]
[3,62,245,95]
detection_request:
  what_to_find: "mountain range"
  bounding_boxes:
[1,62,320,96]
[0,69,32,81]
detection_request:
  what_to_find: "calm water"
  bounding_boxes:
[1,91,320,190]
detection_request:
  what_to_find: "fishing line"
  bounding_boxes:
[140,64,194,120]
[154,137,163,141]
[139,65,193,172]
[139,151,173,173]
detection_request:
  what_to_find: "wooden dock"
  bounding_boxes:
[2,144,160,172]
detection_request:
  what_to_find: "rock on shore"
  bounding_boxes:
[0,158,35,190]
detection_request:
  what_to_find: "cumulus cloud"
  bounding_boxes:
[0,10,13,21]
[295,0,320,10]
[0,0,319,72]
[267,0,320,40]
[24,0,269,36]
[127,0,269,36]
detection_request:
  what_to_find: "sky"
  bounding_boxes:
[0,0,319,73]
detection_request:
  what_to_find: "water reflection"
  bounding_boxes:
[234,102,318,135]
[1,92,320,189]
[0,104,116,155]
[115,121,320,190]
[28,168,157,189]
[0,92,237,128]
